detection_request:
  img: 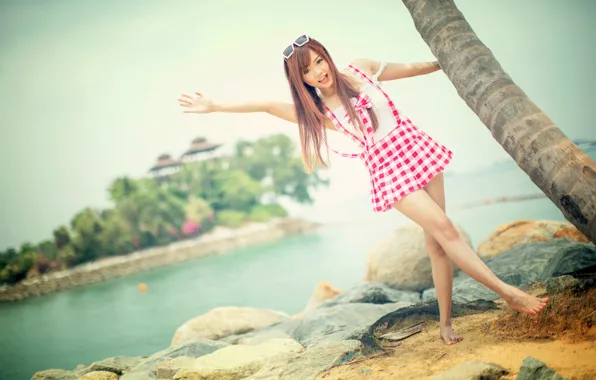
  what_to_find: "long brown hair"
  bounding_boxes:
[283,37,378,173]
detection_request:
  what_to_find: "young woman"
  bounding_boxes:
[177,35,548,345]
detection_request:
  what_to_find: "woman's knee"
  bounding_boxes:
[430,216,460,242]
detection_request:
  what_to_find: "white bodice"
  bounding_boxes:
[325,63,398,153]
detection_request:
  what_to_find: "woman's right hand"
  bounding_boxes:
[177,92,214,114]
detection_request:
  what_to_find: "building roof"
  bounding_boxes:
[148,154,181,172]
[181,137,222,156]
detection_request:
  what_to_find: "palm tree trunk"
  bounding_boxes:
[402,0,596,243]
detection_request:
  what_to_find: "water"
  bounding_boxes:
[1,146,595,380]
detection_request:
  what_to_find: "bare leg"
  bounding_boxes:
[422,174,463,344]
[392,180,549,316]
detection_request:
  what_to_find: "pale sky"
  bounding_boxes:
[0,0,594,250]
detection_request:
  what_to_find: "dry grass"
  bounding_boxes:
[489,287,596,342]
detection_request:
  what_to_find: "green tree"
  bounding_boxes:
[137,182,187,241]
[108,176,139,203]
[0,248,17,275]
[185,196,214,223]
[230,134,328,204]
[53,225,72,250]
[402,0,596,242]
[37,239,58,261]
[211,169,264,211]
[70,208,104,264]
[0,244,37,284]
[172,163,203,197]
[0,250,14,266]
[99,210,134,256]
[57,245,77,267]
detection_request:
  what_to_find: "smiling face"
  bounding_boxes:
[301,49,334,90]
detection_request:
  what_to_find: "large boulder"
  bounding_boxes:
[79,372,119,380]
[30,369,77,380]
[319,282,421,308]
[477,220,589,258]
[222,302,413,349]
[364,222,472,292]
[119,371,156,380]
[537,242,596,281]
[168,338,304,379]
[247,340,363,380]
[77,356,142,377]
[423,272,523,303]
[221,319,301,346]
[292,302,413,347]
[423,240,595,303]
[133,338,229,372]
[171,306,290,345]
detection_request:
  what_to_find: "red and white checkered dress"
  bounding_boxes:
[323,64,453,212]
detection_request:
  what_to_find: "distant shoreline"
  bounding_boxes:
[0,218,319,303]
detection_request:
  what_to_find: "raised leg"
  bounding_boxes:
[422,174,463,344]
[391,177,549,316]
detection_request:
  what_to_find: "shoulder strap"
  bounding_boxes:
[348,64,374,85]
[372,62,387,83]
[348,62,387,84]
[322,106,364,158]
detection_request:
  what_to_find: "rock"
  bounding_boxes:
[72,364,88,372]
[319,282,421,308]
[171,306,290,345]
[482,240,580,283]
[365,222,472,292]
[423,239,582,303]
[134,338,229,372]
[360,300,498,353]
[293,302,413,347]
[247,340,363,380]
[30,369,77,380]
[571,274,596,294]
[537,242,596,281]
[77,356,142,376]
[516,357,566,380]
[429,360,508,379]
[476,220,586,258]
[546,275,581,294]
[119,370,157,380]
[79,371,119,380]
[422,272,522,303]
[300,281,343,314]
[157,357,196,379]
[221,319,301,346]
[553,226,591,243]
[222,302,414,349]
[171,338,304,379]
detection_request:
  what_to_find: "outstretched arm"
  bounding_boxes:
[351,58,441,81]
[177,92,298,123]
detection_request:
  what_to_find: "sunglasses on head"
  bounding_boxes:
[282,35,310,60]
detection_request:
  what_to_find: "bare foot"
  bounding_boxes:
[440,325,463,345]
[505,286,549,315]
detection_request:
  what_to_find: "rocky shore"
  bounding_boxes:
[0,218,318,303]
[30,219,596,379]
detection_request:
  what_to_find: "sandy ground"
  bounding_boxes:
[318,309,596,380]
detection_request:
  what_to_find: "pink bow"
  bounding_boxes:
[351,93,372,111]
